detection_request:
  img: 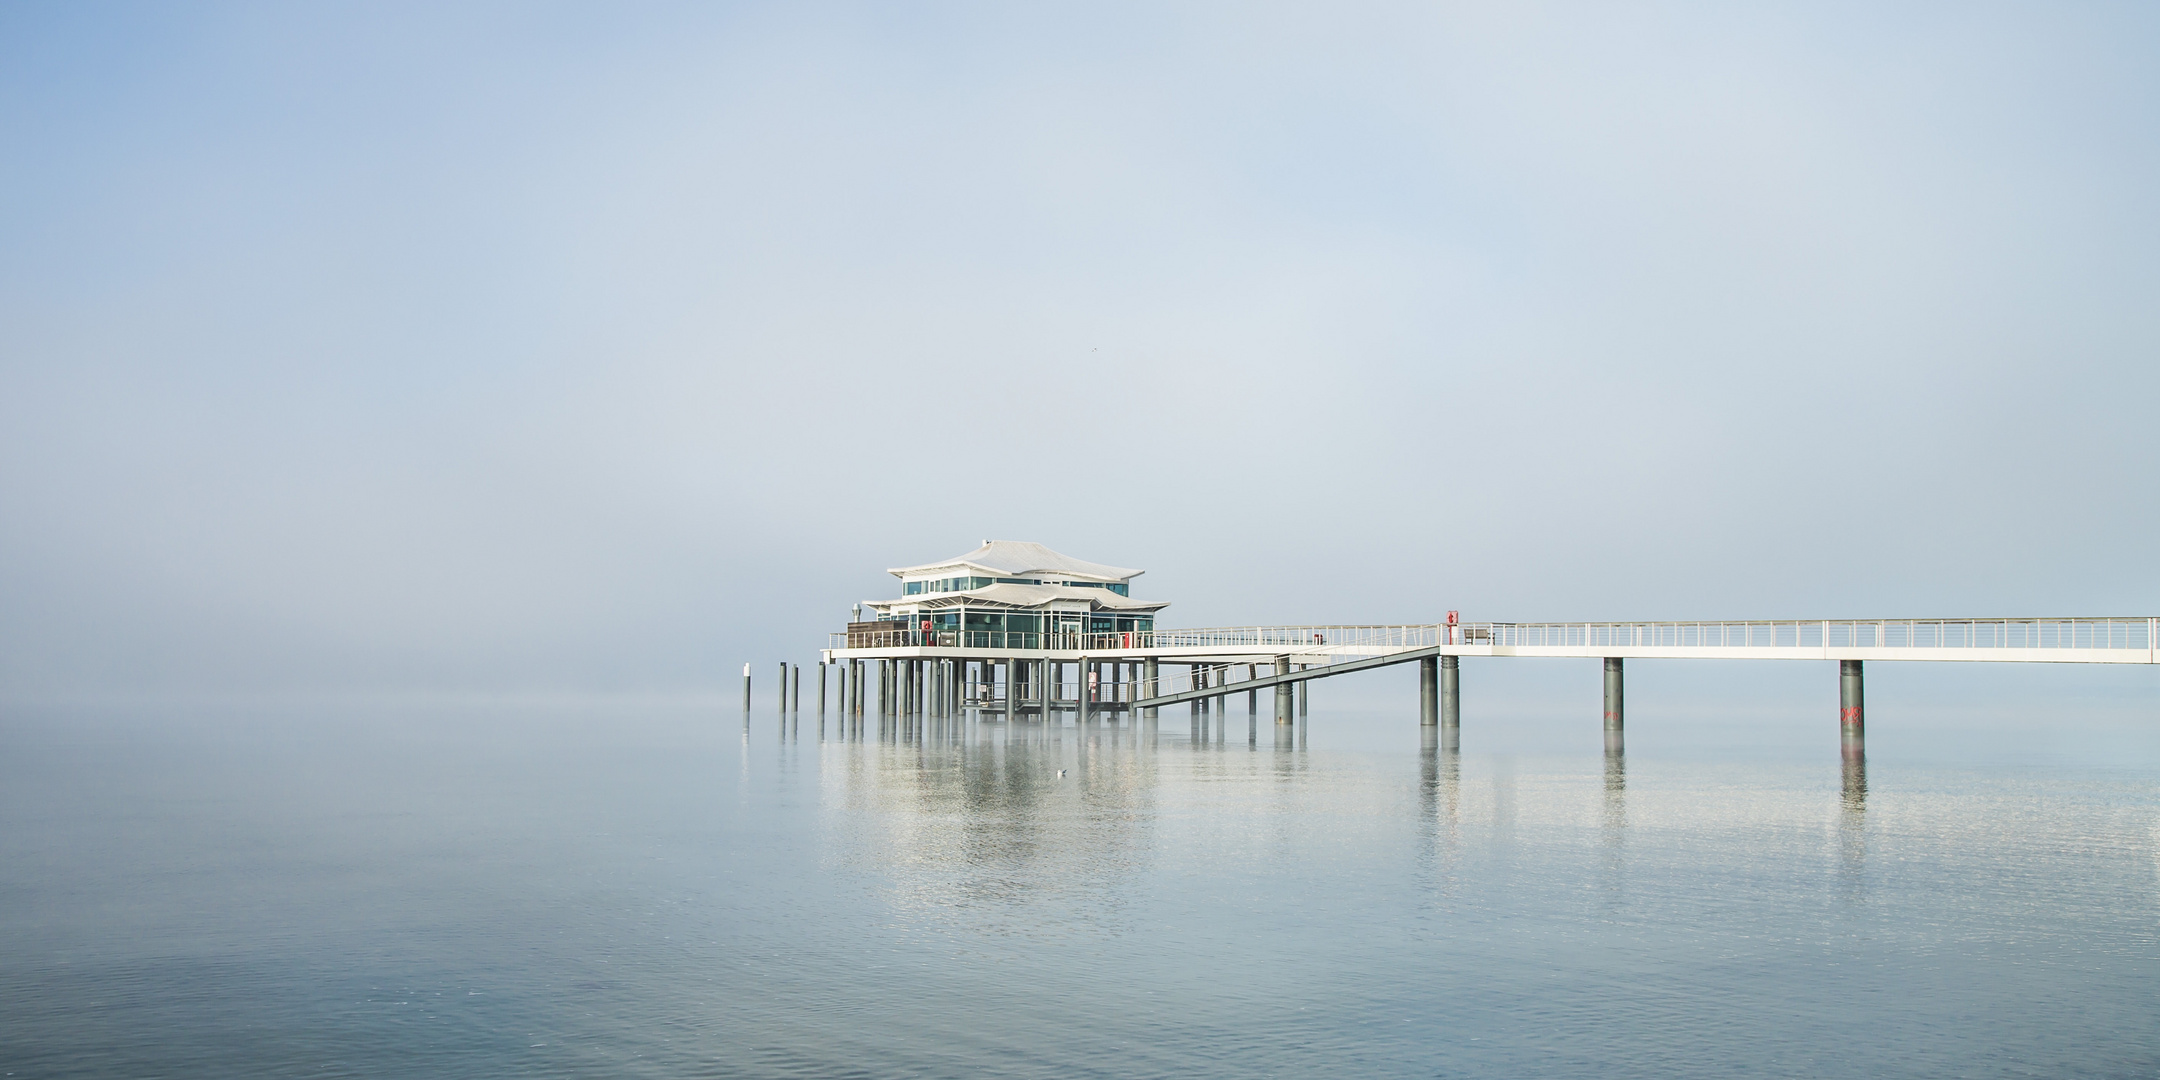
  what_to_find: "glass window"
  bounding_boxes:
[904,582,922,595]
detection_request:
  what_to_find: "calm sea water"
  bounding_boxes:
[3,699,2157,1078]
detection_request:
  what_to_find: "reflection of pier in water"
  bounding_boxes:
[804,712,2160,937]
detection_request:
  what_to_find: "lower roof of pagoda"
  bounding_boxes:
[864,582,1169,615]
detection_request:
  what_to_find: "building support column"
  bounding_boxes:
[1840,659,1864,756]
[1079,656,1091,723]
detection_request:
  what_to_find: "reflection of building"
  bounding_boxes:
[856,540,1169,649]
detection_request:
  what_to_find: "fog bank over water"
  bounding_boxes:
[1,4,2156,702]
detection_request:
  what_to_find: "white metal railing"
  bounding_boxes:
[828,624,1451,653]
[1148,624,1443,650]
[831,618,2159,700]
[1137,618,2158,700]
[1477,618,2155,651]
[829,628,1165,651]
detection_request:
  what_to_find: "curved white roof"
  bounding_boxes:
[887,540,1142,582]
[866,582,1169,614]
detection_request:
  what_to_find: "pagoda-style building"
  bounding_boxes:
[825,540,1177,721]
[856,540,1168,649]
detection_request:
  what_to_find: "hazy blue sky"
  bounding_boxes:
[2,3,2156,700]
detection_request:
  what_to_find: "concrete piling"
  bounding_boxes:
[1602,657,1624,753]
[1420,656,1438,726]
[1274,655,1294,726]
[1602,657,1623,731]
[1840,659,1864,755]
[1440,655,1459,750]
[1143,657,1159,719]
[742,663,752,712]
[1079,655,1090,723]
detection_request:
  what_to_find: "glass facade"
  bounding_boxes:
[904,576,1000,596]
[1064,582,1130,596]
[903,576,1129,596]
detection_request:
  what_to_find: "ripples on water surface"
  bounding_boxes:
[3,703,2157,1077]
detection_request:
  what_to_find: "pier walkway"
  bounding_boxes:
[1132,616,2159,706]
[814,617,2156,753]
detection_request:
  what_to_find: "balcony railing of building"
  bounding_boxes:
[833,628,1161,651]
[830,624,1444,652]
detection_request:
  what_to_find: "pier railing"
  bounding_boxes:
[832,618,2158,700]
[1484,617,2155,651]
[829,623,1446,653]
[1138,617,2158,698]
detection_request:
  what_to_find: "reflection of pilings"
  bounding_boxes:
[1603,747,1626,828]
[1420,729,1460,875]
[1602,745,1626,894]
[1839,749,1867,895]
